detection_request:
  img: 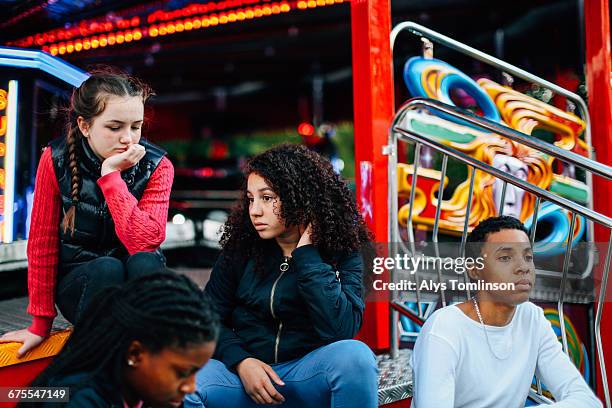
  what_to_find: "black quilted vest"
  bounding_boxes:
[49,136,166,273]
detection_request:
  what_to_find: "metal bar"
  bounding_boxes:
[528,388,554,405]
[558,212,577,355]
[498,181,508,216]
[389,22,592,157]
[395,98,611,181]
[390,301,426,326]
[387,131,400,359]
[391,105,612,229]
[433,155,449,306]
[459,168,476,300]
[595,232,612,408]
[390,19,598,280]
[530,197,542,244]
[407,144,422,317]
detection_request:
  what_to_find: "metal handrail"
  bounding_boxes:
[389,22,592,153]
[389,20,598,295]
[396,98,612,182]
[388,98,612,407]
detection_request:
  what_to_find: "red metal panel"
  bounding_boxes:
[380,397,411,408]
[350,0,393,350]
[0,358,53,408]
[584,0,612,400]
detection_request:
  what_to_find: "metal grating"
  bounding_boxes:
[377,348,413,404]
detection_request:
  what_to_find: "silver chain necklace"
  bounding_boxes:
[471,296,512,360]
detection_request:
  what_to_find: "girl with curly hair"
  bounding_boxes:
[185,144,378,408]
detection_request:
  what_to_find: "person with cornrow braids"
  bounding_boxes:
[18,271,219,408]
[0,68,174,358]
[185,144,378,408]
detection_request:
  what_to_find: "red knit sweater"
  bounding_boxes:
[26,147,174,337]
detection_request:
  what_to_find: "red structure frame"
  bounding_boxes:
[585,0,612,401]
[350,0,393,351]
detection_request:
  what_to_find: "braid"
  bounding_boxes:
[61,124,81,235]
[29,271,219,391]
[57,66,154,236]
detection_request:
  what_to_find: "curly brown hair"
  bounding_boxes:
[220,143,373,274]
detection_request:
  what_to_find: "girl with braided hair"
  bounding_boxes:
[21,271,219,408]
[185,144,378,408]
[0,68,173,357]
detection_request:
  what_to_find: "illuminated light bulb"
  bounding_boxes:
[254,8,263,17]
[317,0,325,5]
[108,35,116,45]
[263,6,272,14]
[245,9,254,18]
[210,16,219,25]
[75,42,83,51]
[193,19,202,28]
[58,45,66,54]
[133,30,142,40]
[159,26,167,35]
[271,5,280,13]
[237,11,245,20]
[91,39,99,48]
[307,0,316,7]
[83,41,91,50]
[172,214,186,225]
[66,44,74,53]
[116,34,125,43]
[280,4,290,12]
[176,22,185,32]
[150,27,159,37]
[228,13,237,22]
[99,37,108,46]
[50,48,58,55]
[185,21,193,30]
[167,24,176,33]
[297,1,307,9]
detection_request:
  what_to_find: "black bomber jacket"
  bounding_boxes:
[205,242,365,370]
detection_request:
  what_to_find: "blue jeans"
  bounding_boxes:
[185,339,378,408]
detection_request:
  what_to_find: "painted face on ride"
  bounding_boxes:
[79,95,144,160]
[470,228,535,306]
[247,173,290,240]
[127,342,215,408]
[491,155,528,219]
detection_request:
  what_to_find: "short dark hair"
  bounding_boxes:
[466,215,530,258]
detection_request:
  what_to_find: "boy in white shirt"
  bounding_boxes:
[411,215,602,408]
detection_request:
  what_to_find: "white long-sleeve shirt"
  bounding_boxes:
[411,302,602,408]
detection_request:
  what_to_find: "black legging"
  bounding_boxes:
[55,251,166,324]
